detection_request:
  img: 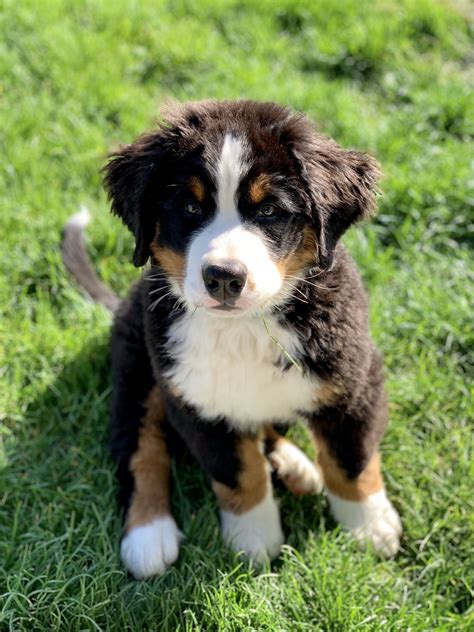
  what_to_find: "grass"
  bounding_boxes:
[0,0,473,629]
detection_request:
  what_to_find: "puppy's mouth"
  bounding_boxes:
[210,299,241,312]
[192,294,262,317]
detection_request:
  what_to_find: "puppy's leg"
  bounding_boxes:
[120,386,181,579]
[110,290,180,578]
[110,287,155,511]
[265,426,323,495]
[164,400,283,563]
[314,441,401,557]
[311,358,401,557]
[212,435,284,563]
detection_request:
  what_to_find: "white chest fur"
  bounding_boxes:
[164,311,321,432]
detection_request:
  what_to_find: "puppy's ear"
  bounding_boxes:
[103,133,167,267]
[291,133,380,269]
[318,149,380,269]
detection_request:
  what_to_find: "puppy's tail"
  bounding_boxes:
[62,207,121,313]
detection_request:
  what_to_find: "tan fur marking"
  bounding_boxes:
[167,382,183,399]
[212,436,268,514]
[264,425,282,448]
[316,380,343,408]
[264,425,301,456]
[315,438,383,501]
[277,225,317,278]
[151,242,186,281]
[246,275,256,292]
[126,386,171,531]
[249,173,271,204]
[189,176,205,202]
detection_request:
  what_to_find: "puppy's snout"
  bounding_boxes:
[202,262,247,301]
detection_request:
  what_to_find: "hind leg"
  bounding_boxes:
[110,289,181,579]
[265,426,323,496]
[119,386,181,579]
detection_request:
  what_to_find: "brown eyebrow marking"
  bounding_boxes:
[189,176,205,202]
[249,173,271,204]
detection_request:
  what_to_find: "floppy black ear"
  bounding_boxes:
[290,131,380,269]
[317,148,380,269]
[103,133,167,267]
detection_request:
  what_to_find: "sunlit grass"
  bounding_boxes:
[1,0,473,629]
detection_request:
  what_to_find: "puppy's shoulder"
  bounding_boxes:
[331,244,367,302]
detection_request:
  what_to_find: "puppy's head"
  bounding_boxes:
[104,100,380,316]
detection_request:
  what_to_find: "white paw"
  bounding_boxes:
[268,440,323,495]
[120,515,182,579]
[221,487,284,563]
[327,489,402,558]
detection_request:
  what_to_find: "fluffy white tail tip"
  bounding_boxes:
[67,206,91,228]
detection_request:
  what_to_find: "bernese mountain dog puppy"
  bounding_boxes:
[63,100,402,579]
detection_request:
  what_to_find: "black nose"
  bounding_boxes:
[202,262,247,301]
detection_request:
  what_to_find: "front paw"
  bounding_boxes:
[221,489,284,563]
[327,489,402,558]
[120,515,182,579]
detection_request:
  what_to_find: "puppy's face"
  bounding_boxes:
[153,133,315,315]
[105,101,379,316]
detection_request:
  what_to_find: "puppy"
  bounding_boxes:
[63,100,401,579]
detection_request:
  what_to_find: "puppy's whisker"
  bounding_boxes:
[171,296,185,311]
[148,291,175,311]
[281,280,309,304]
[148,268,184,276]
[291,295,308,305]
[146,274,185,282]
[288,283,308,301]
[283,289,308,305]
[286,274,339,292]
[281,280,307,298]
[149,286,174,296]
[287,276,326,290]
[268,301,283,312]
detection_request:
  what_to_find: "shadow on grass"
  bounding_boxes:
[5,336,472,628]
[9,336,333,581]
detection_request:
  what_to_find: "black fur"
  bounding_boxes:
[104,100,386,513]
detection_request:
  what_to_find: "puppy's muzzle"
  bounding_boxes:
[202,262,247,303]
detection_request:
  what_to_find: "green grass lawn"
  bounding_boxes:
[1,0,473,629]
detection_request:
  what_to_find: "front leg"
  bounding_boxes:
[212,435,284,563]
[164,397,283,563]
[311,361,402,557]
[315,441,401,557]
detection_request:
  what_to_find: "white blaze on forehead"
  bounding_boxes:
[215,133,247,220]
[183,131,285,310]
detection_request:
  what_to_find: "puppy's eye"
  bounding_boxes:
[183,202,201,217]
[257,204,278,219]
